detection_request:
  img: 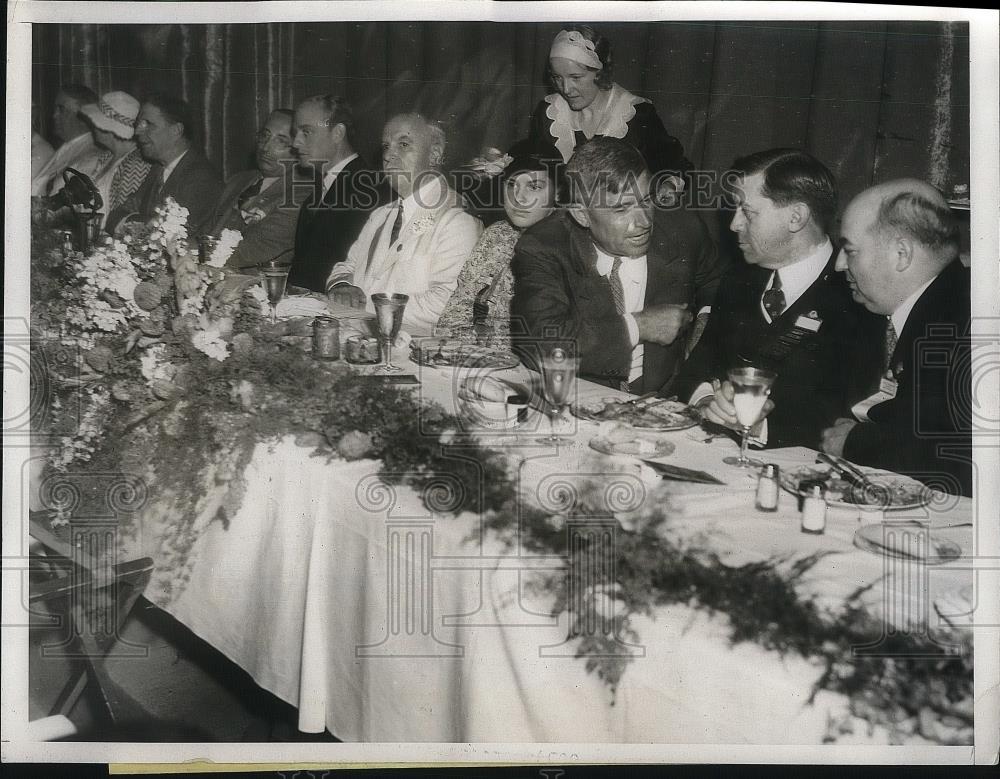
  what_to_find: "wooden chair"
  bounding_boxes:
[28,509,154,735]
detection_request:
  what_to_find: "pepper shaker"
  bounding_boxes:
[755,464,780,512]
[801,485,827,534]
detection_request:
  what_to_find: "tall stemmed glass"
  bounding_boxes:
[539,343,579,443]
[260,263,291,325]
[371,293,409,373]
[723,366,777,468]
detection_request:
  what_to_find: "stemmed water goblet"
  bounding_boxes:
[538,342,579,443]
[722,366,777,468]
[371,293,409,373]
[259,263,291,325]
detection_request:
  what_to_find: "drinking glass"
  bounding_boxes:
[722,366,777,468]
[539,343,579,443]
[259,264,291,324]
[371,293,409,373]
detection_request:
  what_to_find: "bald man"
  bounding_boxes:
[821,179,972,496]
[326,113,481,333]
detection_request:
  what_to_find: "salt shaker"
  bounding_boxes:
[755,464,780,512]
[801,485,827,534]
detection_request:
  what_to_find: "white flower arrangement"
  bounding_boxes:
[409,215,437,236]
[191,326,231,362]
[469,147,513,179]
[139,343,175,384]
[245,284,269,310]
[207,229,243,268]
[148,198,190,249]
[63,237,149,345]
[50,386,111,471]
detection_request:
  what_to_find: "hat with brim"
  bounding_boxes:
[81,91,140,140]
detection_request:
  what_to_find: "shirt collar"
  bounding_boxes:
[890,276,936,337]
[321,153,359,191]
[770,238,832,299]
[161,149,188,182]
[398,174,444,217]
[593,243,646,276]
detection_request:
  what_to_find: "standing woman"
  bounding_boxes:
[530,25,691,194]
[437,139,562,345]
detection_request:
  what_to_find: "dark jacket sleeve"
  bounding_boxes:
[843,343,972,496]
[510,229,631,376]
[182,163,224,236]
[689,214,726,311]
[225,202,300,269]
[666,272,734,401]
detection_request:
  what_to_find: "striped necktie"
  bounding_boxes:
[762,271,786,320]
[237,176,264,212]
[389,201,404,245]
[608,256,626,315]
[883,318,899,376]
[607,257,630,391]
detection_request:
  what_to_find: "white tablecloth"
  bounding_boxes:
[128,357,974,742]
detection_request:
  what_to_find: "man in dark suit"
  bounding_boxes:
[821,179,972,496]
[511,137,723,394]
[206,109,299,268]
[668,148,878,449]
[108,92,221,235]
[286,95,387,293]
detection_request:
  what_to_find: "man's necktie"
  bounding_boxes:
[608,256,626,315]
[389,201,404,246]
[608,257,630,391]
[762,271,786,320]
[883,318,899,376]
[237,176,264,212]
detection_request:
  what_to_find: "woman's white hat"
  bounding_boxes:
[81,91,140,140]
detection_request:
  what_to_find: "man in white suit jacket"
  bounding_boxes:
[327,113,482,333]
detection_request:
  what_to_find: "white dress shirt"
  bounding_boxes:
[320,152,359,197]
[594,245,647,383]
[759,239,833,323]
[890,276,935,340]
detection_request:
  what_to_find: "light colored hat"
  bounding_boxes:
[549,29,603,70]
[81,91,140,140]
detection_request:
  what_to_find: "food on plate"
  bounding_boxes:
[574,398,698,429]
[782,466,930,508]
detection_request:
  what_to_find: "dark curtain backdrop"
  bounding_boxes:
[32,20,968,209]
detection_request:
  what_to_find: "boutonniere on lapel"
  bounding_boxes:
[408,215,436,236]
[793,309,823,332]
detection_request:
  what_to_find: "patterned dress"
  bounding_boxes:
[435,220,520,345]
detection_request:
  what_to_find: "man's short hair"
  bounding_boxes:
[270,108,294,123]
[873,189,960,262]
[732,148,838,234]
[59,83,98,106]
[143,92,197,141]
[565,137,647,206]
[301,95,355,146]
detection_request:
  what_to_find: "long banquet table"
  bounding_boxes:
[114,351,974,743]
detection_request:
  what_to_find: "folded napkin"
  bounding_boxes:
[275,295,330,319]
[275,295,376,320]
